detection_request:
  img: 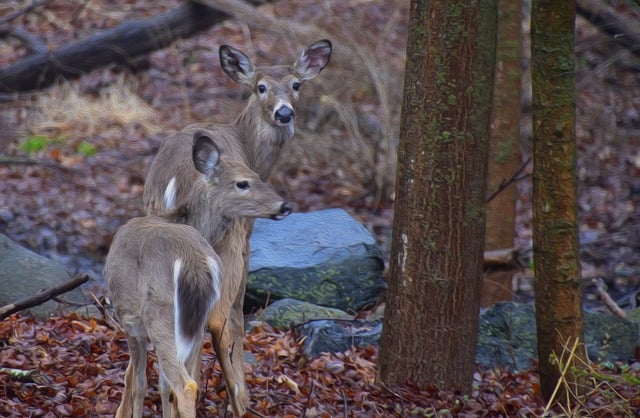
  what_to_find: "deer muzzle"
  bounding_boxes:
[274,105,294,125]
[271,202,293,220]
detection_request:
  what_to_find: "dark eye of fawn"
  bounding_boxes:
[236,180,249,190]
[292,82,300,91]
[258,84,266,94]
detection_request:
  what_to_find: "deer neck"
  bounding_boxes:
[235,99,295,180]
[178,183,232,246]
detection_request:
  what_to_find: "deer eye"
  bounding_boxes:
[257,84,267,94]
[292,81,300,92]
[236,180,249,190]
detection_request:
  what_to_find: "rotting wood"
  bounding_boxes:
[0,1,269,93]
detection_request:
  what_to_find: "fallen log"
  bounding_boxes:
[0,1,266,93]
[0,273,89,320]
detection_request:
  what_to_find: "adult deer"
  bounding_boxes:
[143,40,331,416]
[107,132,291,418]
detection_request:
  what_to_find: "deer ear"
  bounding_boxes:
[219,45,255,86]
[294,39,332,81]
[192,131,220,180]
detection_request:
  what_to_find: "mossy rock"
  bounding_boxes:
[247,209,386,311]
[261,298,352,330]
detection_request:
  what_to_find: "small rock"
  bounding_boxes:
[261,298,352,330]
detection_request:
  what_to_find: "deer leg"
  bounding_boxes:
[158,375,172,418]
[208,283,249,417]
[148,324,199,418]
[209,319,248,417]
[116,334,147,418]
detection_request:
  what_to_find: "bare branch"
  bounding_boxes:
[486,156,532,203]
[593,278,627,320]
[0,273,90,320]
[0,0,52,26]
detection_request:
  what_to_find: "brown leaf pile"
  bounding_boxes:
[3,312,636,418]
[0,312,543,417]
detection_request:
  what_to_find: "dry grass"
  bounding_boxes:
[27,76,159,149]
[544,337,637,417]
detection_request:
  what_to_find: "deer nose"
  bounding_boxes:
[280,202,293,216]
[271,202,292,220]
[274,106,294,124]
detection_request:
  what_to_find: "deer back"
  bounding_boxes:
[104,215,220,363]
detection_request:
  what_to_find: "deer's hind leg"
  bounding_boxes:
[147,322,199,418]
[115,333,148,418]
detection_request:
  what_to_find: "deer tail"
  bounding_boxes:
[173,257,220,364]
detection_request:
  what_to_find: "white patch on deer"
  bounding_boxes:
[206,256,221,306]
[173,258,193,365]
[163,177,177,211]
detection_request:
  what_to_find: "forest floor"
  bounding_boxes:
[1,0,640,416]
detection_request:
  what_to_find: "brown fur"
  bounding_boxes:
[105,216,219,418]
[142,40,331,417]
[108,132,291,418]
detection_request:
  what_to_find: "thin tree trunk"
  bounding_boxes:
[483,0,523,307]
[531,0,586,402]
[377,0,497,391]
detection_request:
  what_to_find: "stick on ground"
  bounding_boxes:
[0,273,90,320]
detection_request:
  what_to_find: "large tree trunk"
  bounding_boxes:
[531,0,586,402]
[483,0,523,307]
[377,0,497,392]
[0,1,265,93]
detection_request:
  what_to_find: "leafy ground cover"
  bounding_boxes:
[2,312,638,417]
[1,0,640,416]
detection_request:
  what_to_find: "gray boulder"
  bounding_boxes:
[289,301,638,366]
[247,209,386,311]
[0,233,89,318]
[299,318,382,358]
[476,301,639,370]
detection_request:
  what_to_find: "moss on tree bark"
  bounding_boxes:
[377,0,497,392]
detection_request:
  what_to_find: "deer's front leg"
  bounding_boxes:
[209,241,250,415]
[208,283,249,416]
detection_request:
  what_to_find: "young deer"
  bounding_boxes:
[107,132,291,418]
[142,40,331,416]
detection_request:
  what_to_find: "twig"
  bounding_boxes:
[89,291,123,332]
[543,337,581,413]
[0,0,52,26]
[341,389,348,418]
[0,27,48,54]
[300,377,315,418]
[486,156,532,203]
[593,278,627,319]
[246,407,267,418]
[0,273,90,320]
[0,367,51,384]
[70,0,91,25]
[0,155,81,173]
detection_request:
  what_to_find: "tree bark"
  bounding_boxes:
[377,0,497,391]
[0,1,266,93]
[531,0,586,402]
[483,0,523,307]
